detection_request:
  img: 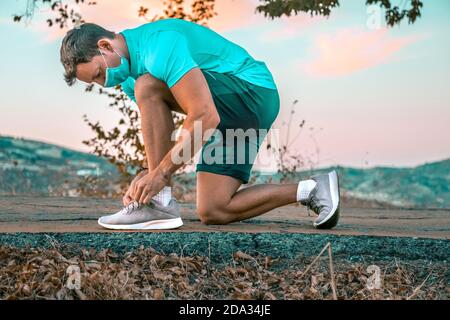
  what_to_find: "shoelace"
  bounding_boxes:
[123,201,140,215]
[306,196,321,217]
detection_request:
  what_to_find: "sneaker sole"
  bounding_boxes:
[98,217,183,230]
[314,170,340,229]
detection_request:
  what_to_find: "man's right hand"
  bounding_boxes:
[123,169,148,206]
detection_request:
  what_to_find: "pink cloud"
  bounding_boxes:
[302,28,423,77]
[209,0,263,32]
[33,0,148,42]
[258,13,325,43]
[32,0,264,42]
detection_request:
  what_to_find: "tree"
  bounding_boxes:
[256,0,423,27]
[14,0,424,29]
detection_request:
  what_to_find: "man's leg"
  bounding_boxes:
[128,73,186,207]
[134,74,183,171]
[194,71,340,229]
[197,171,298,225]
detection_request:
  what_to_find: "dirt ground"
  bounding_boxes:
[0,196,448,300]
[0,195,449,239]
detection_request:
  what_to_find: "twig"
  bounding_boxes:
[44,234,60,251]
[299,242,330,279]
[74,288,87,300]
[328,244,338,300]
[407,271,433,300]
[121,271,130,289]
[298,242,338,299]
[208,239,211,261]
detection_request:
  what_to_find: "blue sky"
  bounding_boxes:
[0,0,449,169]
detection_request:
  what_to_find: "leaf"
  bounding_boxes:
[152,288,165,299]
[233,251,254,261]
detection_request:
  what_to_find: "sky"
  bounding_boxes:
[0,0,449,170]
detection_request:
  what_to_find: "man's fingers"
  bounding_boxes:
[134,185,145,202]
[139,187,151,204]
[133,181,143,198]
[129,185,136,199]
[128,178,141,198]
[142,188,158,205]
[123,194,132,206]
[130,179,138,190]
[129,182,138,198]
[142,194,152,205]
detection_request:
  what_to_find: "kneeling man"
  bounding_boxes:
[60,18,340,230]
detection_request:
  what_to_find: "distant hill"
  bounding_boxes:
[332,160,450,209]
[0,135,448,208]
[0,135,119,196]
[250,159,450,209]
[251,160,450,209]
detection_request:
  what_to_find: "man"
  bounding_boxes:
[60,18,340,230]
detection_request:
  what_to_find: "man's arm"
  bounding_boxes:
[133,68,220,204]
[158,67,220,176]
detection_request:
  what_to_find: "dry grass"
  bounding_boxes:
[0,245,447,300]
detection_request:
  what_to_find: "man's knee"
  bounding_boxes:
[197,202,230,225]
[134,74,168,104]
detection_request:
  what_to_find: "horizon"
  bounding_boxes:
[2,133,448,172]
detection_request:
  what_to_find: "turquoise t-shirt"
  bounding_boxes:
[119,18,277,102]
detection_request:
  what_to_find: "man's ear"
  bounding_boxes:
[97,38,113,52]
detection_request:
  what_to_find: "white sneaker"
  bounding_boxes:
[300,171,341,229]
[98,199,183,230]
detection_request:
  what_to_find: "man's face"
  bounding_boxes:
[75,40,121,86]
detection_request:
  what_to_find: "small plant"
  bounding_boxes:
[267,100,321,184]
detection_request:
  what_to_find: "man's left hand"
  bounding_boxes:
[131,168,170,205]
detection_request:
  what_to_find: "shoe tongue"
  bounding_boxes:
[147,199,158,207]
[150,198,173,208]
[300,199,309,206]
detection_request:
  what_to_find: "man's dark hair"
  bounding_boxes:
[60,23,115,86]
